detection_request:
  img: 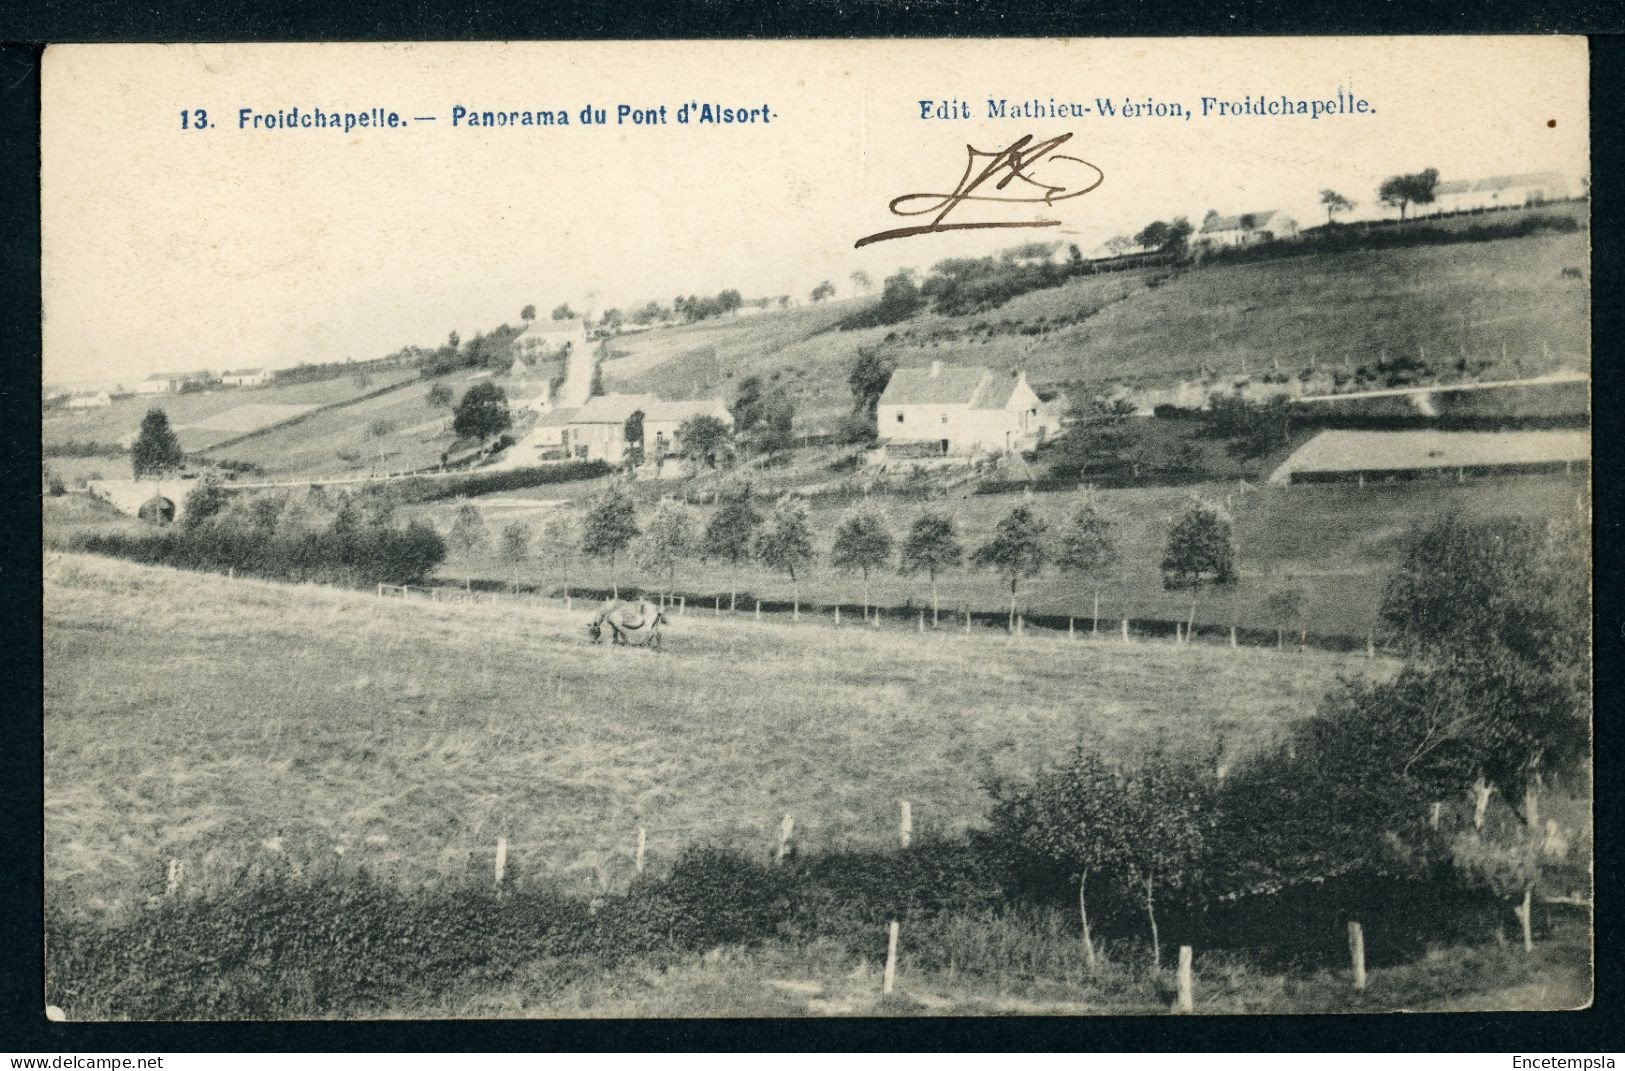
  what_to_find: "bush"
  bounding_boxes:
[396,461,614,503]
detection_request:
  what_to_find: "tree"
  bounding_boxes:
[1133,220,1172,252]
[542,516,580,599]
[452,382,512,443]
[1263,580,1308,650]
[849,270,873,294]
[1114,744,1213,967]
[181,476,229,530]
[365,419,397,468]
[582,482,640,598]
[1103,235,1135,257]
[1320,188,1355,225]
[426,383,454,409]
[971,504,1048,630]
[131,408,184,488]
[550,303,576,321]
[733,379,794,456]
[1164,216,1194,254]
[755,495,816,616]
[624,409,646,469]
[1160,499,1237,589]
[448,504,489,556]
[1068,244,1087,274]
[520,304,537,322]
[633,498,697,603]
[847,346,897,421]
[898,510,962,625]
[678,414,731,472]
[1377,167,1440,220]
[1048,398,1137,481]
[499,521,533,592]
[600,307,624,331]
[830,503,894,618]
[810,280,836,303]
[702,486,761,610]
[1056,491,1118,621]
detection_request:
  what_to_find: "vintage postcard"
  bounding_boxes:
[40,38,1591,1019]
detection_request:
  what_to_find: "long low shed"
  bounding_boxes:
[1269,429,1590,484]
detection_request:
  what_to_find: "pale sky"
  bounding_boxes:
[41,37,1588,387]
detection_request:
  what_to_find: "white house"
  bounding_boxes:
[64,390,112,409]
[1430,172,1573,215]
[221,367,273,387]
[876,361,1056,456]
[137,370,213,393]
[644,398,734,460]
[1197,210,1298,249]
[558,393,733,464]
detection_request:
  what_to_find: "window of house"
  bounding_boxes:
[940,414,947,424]
[896,412,904,422]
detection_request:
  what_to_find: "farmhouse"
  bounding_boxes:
[64,390,111,409]
[137,370,213,394]
[877,361,1057,457]
[1197,210,1299,249]
[221,367,273,387]
[560,394,734,464]
[1268,429,1589,485]
[1430,172,1573,214]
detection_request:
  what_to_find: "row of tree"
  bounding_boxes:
[447,485,1239,624]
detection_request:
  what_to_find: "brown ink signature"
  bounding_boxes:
[854,132,1104,249]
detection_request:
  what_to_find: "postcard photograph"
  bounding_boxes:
[39,37,1592,1019]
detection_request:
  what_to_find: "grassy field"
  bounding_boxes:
[427,472,1588,639]
[42,371,419,455]
[44,553,1380,910]
[600,228,1588,425]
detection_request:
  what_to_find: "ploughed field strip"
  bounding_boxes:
[44,554,1388,907]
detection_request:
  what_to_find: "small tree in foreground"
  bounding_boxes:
[755,495,816,617]
[499,521,533,592]
[830,503,894,618]
[448,504,489,557]
[972,504,1048,630]
[1056,491,1118,625]
[634,498,697,604]
[702,487,761,611]
[542,516,580,599]
[582,482,640,599]
[1160,499,1237,589]
[899,510,962,625]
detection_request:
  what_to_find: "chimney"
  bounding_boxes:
[930,360,943,378]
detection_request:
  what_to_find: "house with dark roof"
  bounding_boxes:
[1198,210,1299,249]
[876,361,1055,457]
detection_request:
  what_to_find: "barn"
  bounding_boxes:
[1268,429,1589,485]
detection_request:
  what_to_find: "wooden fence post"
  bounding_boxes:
[1092,592,1100,635]
[494,836,508,887]
[918,612,925,633]
[1429,802,1442,830]
[228,567,235,580]
[1348,921,1367,990]
[1230,626,1238,649]
[715,596,721,616]
[1514,886,1534,952]
[755,600,761,622]
[377,583,384,597]
[834,606,841,627]
[1016,614,1025,638]
[776,814,795,862]
[899,800,912,848]
[872,608,881,629]
[1366,633,1376,660]
[679,596,686,616]
[1121,618,1130,644]
[883,920,899,994]
[965,609,971,635]
[1176,946,1193,1012]
[635,827,647,875]
[165,858,182,896]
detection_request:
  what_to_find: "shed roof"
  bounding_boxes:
[1269,429,1589,483]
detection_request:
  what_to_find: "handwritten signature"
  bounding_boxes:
[854,133,1104,249]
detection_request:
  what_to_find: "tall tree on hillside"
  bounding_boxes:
[972,504,1049,630]
[1056,491,1119,624]
[1161,498,1237,589]
[810,280,836,303]
[542,515,580,600]
[582,482,640,599]
[848,346,897,422]
[520,304,537,322]
[1133,220,1172,252]
[830,503,894,619]
[499,520,533,592]
[624,409,646,469]
[131,408,184,504]
[849,270,874,294]
[452,382,512,443]
[1320,188,1355,225]
[1378,168,1440,220]
[755,494,816,617]
[899,510,963,625]
[702,485,762,611]
[550,303,576,321]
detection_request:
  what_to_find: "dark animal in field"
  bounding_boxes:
[587,598,667,648]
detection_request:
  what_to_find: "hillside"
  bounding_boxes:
[602,227,1588,429]
[44,553,1378,906]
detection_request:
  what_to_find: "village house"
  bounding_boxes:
[221,367,274,388]
[136,370,214,394]
[876,361,1058,457]
[1429,172,1573,214]
[1197,210,1299,249]
[64,390,112,409]
[515,316,588,360]
[551,393,734,464]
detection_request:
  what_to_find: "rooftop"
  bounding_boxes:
[1201,210,1283,234]
[1269,429,1589,482]
[880,364,1024,409]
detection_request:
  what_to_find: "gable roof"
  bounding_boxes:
[1201,209,1282,234]
[568,393,660,424]
[647,398,732,425]
[880,365,1028,409]
[536,406,579,427]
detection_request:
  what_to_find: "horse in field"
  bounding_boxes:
[587,598,667,649]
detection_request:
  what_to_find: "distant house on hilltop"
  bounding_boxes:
[64,390,111,409]
[877,361,1057,457]
[1198,210,1299,249]
[515,316,588,358]
[1430,172,1572,214]
[136,370,213,394]
[221,367,273,387]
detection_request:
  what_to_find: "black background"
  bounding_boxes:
[0,4,1619,1053]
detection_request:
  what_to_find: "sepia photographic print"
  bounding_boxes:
[39,37,1592,1020]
